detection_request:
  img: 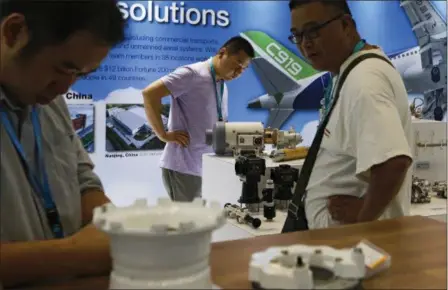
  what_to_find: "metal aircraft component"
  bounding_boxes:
[432,181,447,199]
[224,203,262,229]
[249,244,366,289]
[411,176,432,204]
[205,121,302,157]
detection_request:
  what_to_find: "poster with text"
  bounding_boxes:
[63,0,447,204]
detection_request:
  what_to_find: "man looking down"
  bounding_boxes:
[0,0,126,287]
[143,36,254,202]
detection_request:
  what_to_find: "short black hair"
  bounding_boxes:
[0,0,126,56]
[289,0,352,16]
[220,36,255,58]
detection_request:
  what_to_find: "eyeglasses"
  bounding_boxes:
[230,57,249,71]
[288,14,343,44]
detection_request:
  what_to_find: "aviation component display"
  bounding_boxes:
[270,146,309,162]
[224,203,262,229]
[270,165,299,210]
[432,181,447,198]
[411,176,432,204]
[261,179,276,221]
[205,121,302,157]
[93,198,225,289]
[249,244,367,290]
[235,154,266,211]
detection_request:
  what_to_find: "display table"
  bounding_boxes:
[21,216,447,290]
[411,194,447,217]
[202,153,304,208]
[203,152,446,236]
[226,200,448,238]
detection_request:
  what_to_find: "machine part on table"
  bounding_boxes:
[270,146,309,162]
[410,97,424,119]
[420,87,447,121]
[432,181,447,199]
[249,245,365,290]
[411,176,432,204]
[224,203,262,229]
[270,165,299,210]
[93,198,226,289]
[205,121,302,157]
[235,154,266,212]
[264,127,303,149]
[262,180,276,221]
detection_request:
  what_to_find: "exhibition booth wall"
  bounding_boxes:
[63,0,447,206]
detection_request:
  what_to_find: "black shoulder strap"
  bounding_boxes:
[288,53,394,217]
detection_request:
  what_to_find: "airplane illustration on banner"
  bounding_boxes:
[398,0,447,121]
[240,0,447,129]
[239,30,330,129]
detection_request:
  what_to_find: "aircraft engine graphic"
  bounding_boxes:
[241,0,447,129]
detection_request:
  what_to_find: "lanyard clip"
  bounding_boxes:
[45,207,64,237]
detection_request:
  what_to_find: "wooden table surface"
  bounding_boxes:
[211,215,447,289]
[20,216,447,290]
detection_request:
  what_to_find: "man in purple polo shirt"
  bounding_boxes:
[143,36,254,201]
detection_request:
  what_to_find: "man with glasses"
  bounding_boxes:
[282,0,413,232]
[143,36,254,202]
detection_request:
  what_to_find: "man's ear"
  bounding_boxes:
[341,17,349,29]
[217,47,226,58]
[1,13,30,49]
[342,15,357,34]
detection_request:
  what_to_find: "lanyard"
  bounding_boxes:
[209,60,225,122]
[322,39,366,116]
[0,106,64,238]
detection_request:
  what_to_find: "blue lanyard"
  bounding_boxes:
[0,106,64,238]
[322,39,366,114]
[210,61,225,122]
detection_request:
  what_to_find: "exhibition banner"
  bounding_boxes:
[63,0,447,204]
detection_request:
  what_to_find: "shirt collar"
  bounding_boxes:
[0,86,31,113]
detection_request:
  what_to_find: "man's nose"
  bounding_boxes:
[233,67,244,78]
[300,38,313,50]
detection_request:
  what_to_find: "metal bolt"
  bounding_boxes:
[314,249,322,254]
[335,257,343,263]
[354,247,363,254]
[281,250,289,255]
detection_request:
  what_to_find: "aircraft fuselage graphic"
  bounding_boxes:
[242,0,447,129]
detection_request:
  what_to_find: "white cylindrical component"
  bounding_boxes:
[224,122,264,148]
[93,198,226,289]
[224,122,264,137]
[276,130,303,149]
[109,268,211,289]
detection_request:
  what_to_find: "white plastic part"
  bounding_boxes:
[93,197,226,289]
[224,122,265,156]
[249,245,366,289]
[275,128,303,149]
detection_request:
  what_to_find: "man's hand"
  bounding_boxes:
[64,224,111,277]
[0,224,111,288]
[328,195,364,224]
[160,130,190,147]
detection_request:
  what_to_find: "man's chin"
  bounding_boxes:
[36,96,57,105]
